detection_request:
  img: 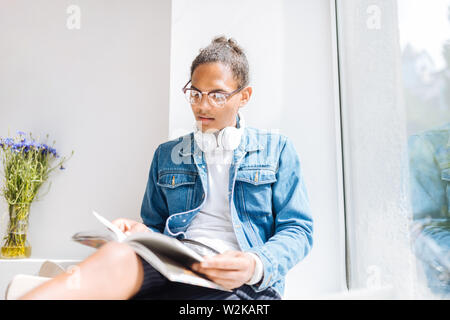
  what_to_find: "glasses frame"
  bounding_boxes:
[182,79,244,108]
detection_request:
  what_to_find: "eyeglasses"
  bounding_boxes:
[182,80,243,108]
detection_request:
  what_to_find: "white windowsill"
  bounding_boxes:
[0,258,81,300]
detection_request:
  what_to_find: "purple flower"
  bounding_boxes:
[3,138,14,146]
[31,141,40,149]
[12,142,22,150]
[1,135,61,158]
[49,147,59,158]
[39,144,49,155]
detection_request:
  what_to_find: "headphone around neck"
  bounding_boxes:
[194,112,245,152]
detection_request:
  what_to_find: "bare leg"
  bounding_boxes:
[19,242,144,300]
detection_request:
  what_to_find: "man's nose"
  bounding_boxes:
[197,93,213,110]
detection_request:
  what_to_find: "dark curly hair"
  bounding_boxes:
[190,36,250,88]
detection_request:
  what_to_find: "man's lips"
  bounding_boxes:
[197,116,215,121]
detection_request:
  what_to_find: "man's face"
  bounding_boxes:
[190,62,251,133]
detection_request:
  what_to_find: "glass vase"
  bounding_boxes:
[1,204,32,259]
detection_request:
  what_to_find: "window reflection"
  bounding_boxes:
[400,0,450,298]
[408,124,450,297]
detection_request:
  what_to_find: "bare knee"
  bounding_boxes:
[93,242,144,297]
[97,242,139,270]
[100,241,136,259]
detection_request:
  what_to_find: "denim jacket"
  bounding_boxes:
[140,126,314,297]
[408,122,450,295]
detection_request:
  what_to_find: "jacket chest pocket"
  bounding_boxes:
[157,172,197,214]
[235,168,277,217]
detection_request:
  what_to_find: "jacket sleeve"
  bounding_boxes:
[140,145,169,233]
[247,136,314,291]
[408,134,447,220]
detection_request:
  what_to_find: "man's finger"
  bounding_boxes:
[112,219,131,232]
[201,256,245,270]
[197,268,244,281]
[198,271,241,290]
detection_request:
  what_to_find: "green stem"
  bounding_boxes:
[1,204,31,258]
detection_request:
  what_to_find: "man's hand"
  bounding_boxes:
[111,218,150,235]
[191,251,256,290]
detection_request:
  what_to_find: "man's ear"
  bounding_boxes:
[239,86,252,107]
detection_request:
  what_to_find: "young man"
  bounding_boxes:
[21,36,313,300]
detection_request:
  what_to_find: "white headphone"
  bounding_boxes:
[194,112,245,152]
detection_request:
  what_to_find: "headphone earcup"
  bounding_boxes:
[194,130,217,152]
[220,127,242,150]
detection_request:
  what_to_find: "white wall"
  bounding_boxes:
[0,0,172,259]
[0,0,346,299]
[169,0,346,298]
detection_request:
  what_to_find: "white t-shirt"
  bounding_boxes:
[184,147,239,253]
[184,146,263,285]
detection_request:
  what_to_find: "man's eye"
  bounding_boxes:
[210,93,226,101]
[190,91,201,99]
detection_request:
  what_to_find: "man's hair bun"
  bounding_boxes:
[211,36,243,54]
[191,35,250,88]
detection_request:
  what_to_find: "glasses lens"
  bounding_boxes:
[208,92,227,107]
[184,89,202,104]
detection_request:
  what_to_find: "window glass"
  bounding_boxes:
[336,0,417,297]
[336,0,450,298]
[399,0,450,298]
